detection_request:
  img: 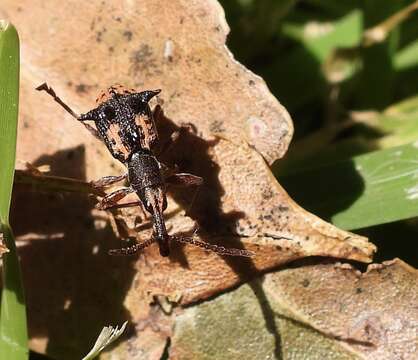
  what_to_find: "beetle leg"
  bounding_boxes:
[96,187,135,210]
[165,173,203,217]
[91,173,128,189]
[165,173,203,187]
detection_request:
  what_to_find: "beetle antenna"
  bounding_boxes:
[36,82,80,119]
[109,237,155,256]
[171,235,254,257]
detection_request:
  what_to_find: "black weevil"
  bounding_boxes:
[36,83,253,258]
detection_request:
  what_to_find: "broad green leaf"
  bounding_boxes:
[395,40,418,70]
[275,10,362,108]
[282,10,362,62]
[278,142,418,230]
[275,95,418,174]
[0,20,28,360]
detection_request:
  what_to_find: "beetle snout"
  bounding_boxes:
[140,89,161,103]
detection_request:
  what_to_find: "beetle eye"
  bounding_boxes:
[103,106,116,119]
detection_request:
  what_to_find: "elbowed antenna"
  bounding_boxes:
[36,82,80,119]
[171,235,255,257]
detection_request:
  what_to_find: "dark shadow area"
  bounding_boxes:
[154,109,247,249]
[10,145,137,360]
[11,108,254,359]
[29,350,54,360]
[155,105,285,356]
[277,159,365,224]
[250,281,283,359]
[219,0,346,140]
[357,218,418,268]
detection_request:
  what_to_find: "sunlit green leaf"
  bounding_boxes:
[279,142,418,230]
[0,20,28,360]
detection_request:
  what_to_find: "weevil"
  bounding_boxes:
[36,83,253,258]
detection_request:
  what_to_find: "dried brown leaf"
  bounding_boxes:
[170,259,418,360]
[0,0,377,358]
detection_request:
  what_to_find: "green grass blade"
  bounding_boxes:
[278,143,418,230]
[0,20,28,360]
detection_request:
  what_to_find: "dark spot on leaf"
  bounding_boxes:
[249,80,255,86]
[356,287,363,294]
[209,120,225,133]
[76,84,88,94]
[302,279,310,288]
[262,188,274,200]
[130,44,160,76]
[123,30,133,41]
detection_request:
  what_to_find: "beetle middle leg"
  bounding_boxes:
[165,172,203,217]
[91,173,128,189]
[96,187,135,210]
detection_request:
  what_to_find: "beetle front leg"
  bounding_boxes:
[165,172,203,217]
[96,187,135,210]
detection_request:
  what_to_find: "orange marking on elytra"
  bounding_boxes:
[106,123,131,160]
[135,113,158,150]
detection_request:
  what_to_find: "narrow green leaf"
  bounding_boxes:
[279,143,418,230]
[395,38,418,70]
[0,20,28,360]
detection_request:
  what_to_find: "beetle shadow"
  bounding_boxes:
[157,107,296,356]
[155,111,284,356]
[10,145,136,360]
[154,110,249,264]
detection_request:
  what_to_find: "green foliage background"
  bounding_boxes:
[221,0,418,267]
